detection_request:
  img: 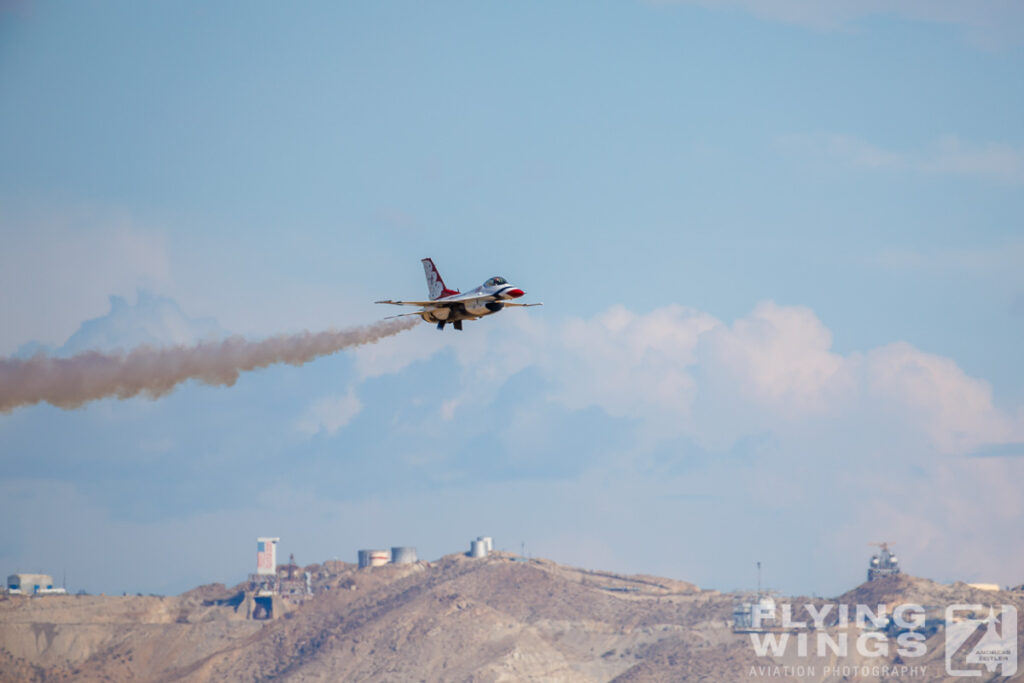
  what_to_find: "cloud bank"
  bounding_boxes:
[346,301,1024,588]
[359,301,1021,457]
[3,296,1022,594]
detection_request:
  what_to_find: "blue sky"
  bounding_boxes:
[1,1,1022,596]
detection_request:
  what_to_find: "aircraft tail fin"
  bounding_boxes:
[422,258,459,299]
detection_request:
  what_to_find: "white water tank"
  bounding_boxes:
[469,539,488,558]
[358,549,391,568]
[391,547,418,564]
[477,536,493,553]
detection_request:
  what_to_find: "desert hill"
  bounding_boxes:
[0,553,1020,682]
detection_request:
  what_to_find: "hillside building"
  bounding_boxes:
[7,573,66,595]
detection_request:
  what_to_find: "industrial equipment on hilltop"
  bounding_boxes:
[357,546,419,568]
[391,547,418,565]
[245,537,312,619]
[468,536,493,558]
[732,561,781,633]
[278,554,313,602]
[357,549,390,568]
[868,542,900,581]
[6,573,66,596]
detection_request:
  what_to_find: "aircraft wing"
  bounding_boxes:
[375,296,543,309]
[375,299,442,307]
[380,311,425,320]
[375,294,502,307]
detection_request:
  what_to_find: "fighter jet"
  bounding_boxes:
[376,258,542,330]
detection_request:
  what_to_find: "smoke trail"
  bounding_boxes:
[0,317,419,412]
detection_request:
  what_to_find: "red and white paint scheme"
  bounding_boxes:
[376,258,542,331]
[256,537,279,576]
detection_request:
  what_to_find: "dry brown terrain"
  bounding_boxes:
[0,554,1020,682]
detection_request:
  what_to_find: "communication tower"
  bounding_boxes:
[867,542,900,581]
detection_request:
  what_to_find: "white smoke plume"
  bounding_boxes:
[0,317,419,412]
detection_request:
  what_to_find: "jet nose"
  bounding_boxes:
[506,288,524,299]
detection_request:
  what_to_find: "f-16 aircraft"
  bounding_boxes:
[376,258,542,330]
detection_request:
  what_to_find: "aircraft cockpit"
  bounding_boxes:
[485,276,508,287]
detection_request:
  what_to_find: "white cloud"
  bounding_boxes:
[864,342,1017,454]
[404,302,1022,458]
[419,302,1021,588]
[546,305,714,441]
[56,291,224,356]
[925,135,1024,183]
[0,210,171,355]
[353,309,550,423]
[697,302,849,417]
[295,389,363,436]
[780,133,1024,184]
[352,323,453,380]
